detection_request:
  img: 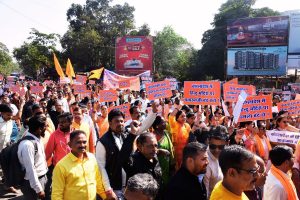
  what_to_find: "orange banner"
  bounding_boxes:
[145,81,172,100]
[183,81,221,105]
[277,100,300,116]
[73,84,86,94]
[223,84,256,102]
[76,75,87,84]
[108,103,131,121]
[31,86,44,94]
[238,95,272,122]
[98,90,118,102]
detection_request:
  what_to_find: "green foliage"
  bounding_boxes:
[154,26,194,82]
[192,0,280,81]
[61,0,135,71]
[0,42,20,76]
[129,24,151,36]
[13,29,60,78]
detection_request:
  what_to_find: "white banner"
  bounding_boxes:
[266,130,300,145]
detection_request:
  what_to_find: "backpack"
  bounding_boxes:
[0,135,38,187]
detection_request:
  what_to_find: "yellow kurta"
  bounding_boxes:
[52,152,106,200]
[210,181,249,200]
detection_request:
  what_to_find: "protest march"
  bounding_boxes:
[1,0,300,200]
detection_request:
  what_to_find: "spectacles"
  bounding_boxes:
[236,165,260,175]
[209,144,225,150]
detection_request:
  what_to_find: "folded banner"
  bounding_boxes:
[103,69,140,91]
[183,81,221,105]
[145,80,172,100]
[277,99,300,116]
[266,130,300,145]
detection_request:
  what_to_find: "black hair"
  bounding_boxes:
[0,104,13,113]
[269,145,293,166]
[278,110,288,117]
[275,116,286,128]
[209,126,229,141]
[152,115,164,130]
[186,112,195,119]
[182,142,207,166]
[240,121,253,128]
[134,100,142,106]
[219,145,254,175]
[136,132,155,146]
[181,105,191,113]
[28,115,47,133]
[129,106,139,115]
[175,110,184,121]
[58,112,73,122]
[70,130,86,141]
[108,109,125,122]
[32,104,42,112]
[126,173,159,199]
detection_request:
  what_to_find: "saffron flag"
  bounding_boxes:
[53,53,65,77]
[88,68,104,79]
[66,58,75,79]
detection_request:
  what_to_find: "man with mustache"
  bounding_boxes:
[51,130,106,200]
[165,142,209,200]
[17,115,48,200]
[96,109,141,200]
[210,145,259,200]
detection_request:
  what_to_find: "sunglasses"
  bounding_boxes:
[209,144,225,150]
[282,121,288,124]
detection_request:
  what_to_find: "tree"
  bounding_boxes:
[154,26,194,81]
[61,0,136,71]
[13,29,60,79]
[0,42,20,76]
[191,0,280,80]
[129,23,151,36]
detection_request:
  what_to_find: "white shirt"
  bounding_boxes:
[137,97,150,113]
[125,112,157,134]
[95,133,125,192]
[204,150,223,198]
[17,132,48,193]
[57,98,69,112]
[263,170,299,200]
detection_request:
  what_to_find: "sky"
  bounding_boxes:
[0,0,299,53]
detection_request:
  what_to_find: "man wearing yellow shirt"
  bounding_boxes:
[51,130,106,200]
[210,145,259,200]
[71,107,95,153]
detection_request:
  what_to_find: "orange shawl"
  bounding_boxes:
[271,165,298,200]
[255,134,272,158]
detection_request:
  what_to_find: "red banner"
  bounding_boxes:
[115,36,153,75]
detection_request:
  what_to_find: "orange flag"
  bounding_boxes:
[66,58,75,79]
[53,53,65,77]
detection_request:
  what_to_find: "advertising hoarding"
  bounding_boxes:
[227,16,289,47]
[227,46,287,76]
[287,12,300,69]
[115,36,153,75]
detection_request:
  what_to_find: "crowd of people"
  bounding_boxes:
[0,80,299,200]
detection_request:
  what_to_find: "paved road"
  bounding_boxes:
[0,176,24,200]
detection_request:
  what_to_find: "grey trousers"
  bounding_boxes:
[20,175,47,200]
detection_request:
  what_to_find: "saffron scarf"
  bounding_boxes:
[271,165,298,200]
[255,134,272,158]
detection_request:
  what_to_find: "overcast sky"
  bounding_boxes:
[0,0,299,52]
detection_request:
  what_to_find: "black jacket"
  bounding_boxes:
[165,167,207,200]
[99,129,136,190]
[123,151,162,184]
